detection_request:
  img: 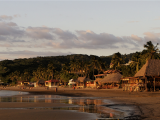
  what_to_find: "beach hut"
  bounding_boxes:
[94,70,119,84]
[86,80,96,88]
[98,72,122,89]
[134,59,160,91]
[121,77,144,91]
[76,76,90,88]
[121,59,160,92]
[17,81,29,86]
[45,79,59,88]
[94,74,107,81]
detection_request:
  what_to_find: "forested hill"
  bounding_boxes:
[0,53,134,84]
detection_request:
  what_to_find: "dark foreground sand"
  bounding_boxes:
[1,87,160,120]
[0,109,97,120]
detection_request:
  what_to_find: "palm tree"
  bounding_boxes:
[111,52,122,69]
[97,58,103,74]
[143,41,159,60]
[91,56,100,79]
[131,52,141,72]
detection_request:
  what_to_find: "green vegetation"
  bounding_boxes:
[0,41,159,84]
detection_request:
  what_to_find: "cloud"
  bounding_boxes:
[0,22,24,38]
[13,14,21,18]
[53,28,78,40]
[76,30,122,49]
[7,22,17,26]
[143,32,160,42]
[130,34,142,41]
[0,15,13,20]
[26,26,54,40]
[0,15,21,21]
[0,19,160,55]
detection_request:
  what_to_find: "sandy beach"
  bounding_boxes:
[1,86,160,120]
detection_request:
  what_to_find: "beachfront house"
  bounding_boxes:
[76,76,90,88]
[45,79,59,88]
[94,74,107,82]
[122,59,160,92]
[98,72,122,89]
[121,77,144,92]
[17,81,30,86]
[94,70,121,89]
[85,80,96,88]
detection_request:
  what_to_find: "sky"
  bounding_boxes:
[0,0,160,60]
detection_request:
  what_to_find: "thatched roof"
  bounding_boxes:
[104,70,121,74]
[77,77,90,82]
[94,74,106,77]
[135,59,160,77]
[98,72,122,84]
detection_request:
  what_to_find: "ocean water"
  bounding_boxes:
[0,90,28,97]
[0,90,140,120]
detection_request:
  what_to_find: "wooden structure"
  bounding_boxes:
[94,74,106,88]
[76,77,90,88]
[85,80,96,88]
[121,77,145,92]
[94,70,121,89]
[122,59,160,92]
[45,79,59,87]
[98,72,122,89]
[17,81,30,86]
[94,74,107,81]
[135,59,160,91]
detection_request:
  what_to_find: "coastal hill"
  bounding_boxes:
[0,53,133,84]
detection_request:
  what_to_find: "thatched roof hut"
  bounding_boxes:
[77,77,90,82]
[135,59,160,77]
[98,72,122,84]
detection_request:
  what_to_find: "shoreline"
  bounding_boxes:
[1,87,160,119]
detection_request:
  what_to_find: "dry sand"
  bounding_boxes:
[1,86,160,120]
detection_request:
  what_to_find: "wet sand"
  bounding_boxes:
[0,109,97,120]
[1,86,160,120]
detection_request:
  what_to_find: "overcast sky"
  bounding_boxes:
[0,0,160,60]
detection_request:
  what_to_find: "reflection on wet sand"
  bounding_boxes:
[0,95,125,119]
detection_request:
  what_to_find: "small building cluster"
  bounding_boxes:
[121,59,160,92]
[94,70,122,89]
[13,59,160,92]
